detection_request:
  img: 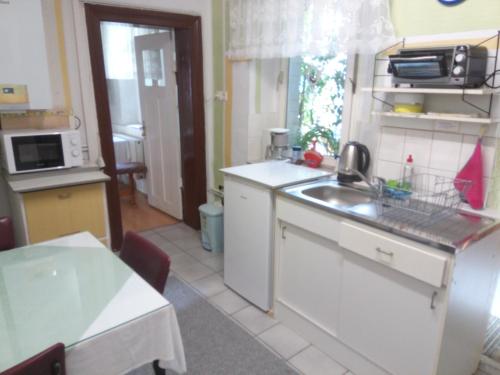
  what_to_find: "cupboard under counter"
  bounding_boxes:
[5,168,110,246]
[273,194,499,375]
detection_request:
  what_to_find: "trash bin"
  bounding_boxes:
[199,203,223,252]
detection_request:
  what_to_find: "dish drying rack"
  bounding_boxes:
[376,174,471,233]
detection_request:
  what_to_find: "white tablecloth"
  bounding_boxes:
[38,233,186,375]
[66,304,186,374]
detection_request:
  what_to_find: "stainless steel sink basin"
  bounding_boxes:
[301,183,374,207]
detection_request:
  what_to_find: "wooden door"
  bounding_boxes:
[135,31,183,219]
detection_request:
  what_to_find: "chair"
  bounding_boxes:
[120,231,171,294]
[0,216,15,251]
[116,162,147,206]
[2,343,65,375]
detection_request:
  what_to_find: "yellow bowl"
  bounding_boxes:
[394,103,424,113]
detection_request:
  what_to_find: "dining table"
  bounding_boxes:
[0,232,186,374]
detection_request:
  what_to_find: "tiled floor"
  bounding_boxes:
[142,223,489,375]
[142,223,352,375]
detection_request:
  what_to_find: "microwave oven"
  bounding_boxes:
[388,45,488,87]
[0,129,83,174]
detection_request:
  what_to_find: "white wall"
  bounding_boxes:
[61,0,214,190]
[230,58,288,165]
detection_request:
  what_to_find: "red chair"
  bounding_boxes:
[2,343,65,375]
[120,231,171,294]
[0,216,15,251]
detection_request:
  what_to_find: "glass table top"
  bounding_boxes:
[0,235,168,372]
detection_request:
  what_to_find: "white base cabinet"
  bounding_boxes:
[277,224,343,337]
[274,196,499,375]
[338,252,445,375]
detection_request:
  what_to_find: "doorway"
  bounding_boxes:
[85,5,207,249]
[101,22,182,233]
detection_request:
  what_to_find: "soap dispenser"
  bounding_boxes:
[403,154,414,188]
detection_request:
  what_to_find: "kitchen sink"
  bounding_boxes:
[301,183,374,207]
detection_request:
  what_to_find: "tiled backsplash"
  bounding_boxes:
[375,126,499,208]
[488,144,500,209]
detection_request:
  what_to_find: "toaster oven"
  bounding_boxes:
[388,45,488,88]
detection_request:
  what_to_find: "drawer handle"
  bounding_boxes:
[240,195,247,200]
[376,247,394,257]
[57,192,71,199]
[430,291,438,310]
[281,225,287,239]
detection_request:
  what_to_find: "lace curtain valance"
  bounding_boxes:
[227,0,396,59]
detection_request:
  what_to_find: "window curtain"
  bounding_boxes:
[226,0,395,59]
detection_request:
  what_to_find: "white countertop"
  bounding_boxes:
[221,160,332,189]
[5,166,110,193]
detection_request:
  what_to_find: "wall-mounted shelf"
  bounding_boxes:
[370,33,500,116]
[372,111,499,124]
[363,87,500,96]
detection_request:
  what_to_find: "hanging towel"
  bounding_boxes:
[455,140,484,209]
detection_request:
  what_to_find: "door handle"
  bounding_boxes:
[430,291,438,310]
[375,247,394,257]
[281,225,287,239]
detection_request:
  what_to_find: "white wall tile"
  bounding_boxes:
[482,137,497,179]
[404,130,432,168]
[376,160,402,180]
[427,168,457,179]
[459,135,476,172]
[247,136,263,162]
[430,132,462,172]
[378,127,405,163]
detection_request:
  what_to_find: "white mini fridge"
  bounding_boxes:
[223,174,273,310]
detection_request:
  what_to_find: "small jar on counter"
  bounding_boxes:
[291,145,302,164]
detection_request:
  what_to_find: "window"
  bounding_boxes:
[286,53,349,156]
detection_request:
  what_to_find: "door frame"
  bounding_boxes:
[85,4,207,249]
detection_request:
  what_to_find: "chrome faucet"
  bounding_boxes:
[340,168,385,198]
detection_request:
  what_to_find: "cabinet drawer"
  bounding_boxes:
[339,221,448,287]
[276,196,341,243]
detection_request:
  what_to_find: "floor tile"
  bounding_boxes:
[170,253,199,272]
[141,232,164,244]
[174,262,214,283]
[156,226,196,241]
[200,254,224,272]
[258,324,309,359]
[140,229,158,238]
[190,273,227,297]
[169,222,195,232]
[208,289,249,314]
[172,236,202,251]
[186,246,219,262]
[232,305,278,335]
[289,346,347,375]
[146,236,184,258]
